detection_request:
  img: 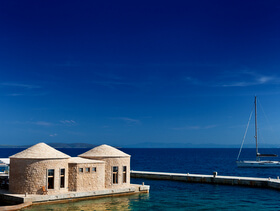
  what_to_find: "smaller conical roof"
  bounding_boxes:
[10,143,70,159]
[79,144,130,158]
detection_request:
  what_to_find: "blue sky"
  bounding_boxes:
[1,0,280,147]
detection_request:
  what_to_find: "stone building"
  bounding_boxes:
[9,143,131,195]
[79,144,131,189]
[9,143,70,194]
[68,157,105,192]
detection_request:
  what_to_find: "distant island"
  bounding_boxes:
[123,142,280,148]
[0,143,97,148]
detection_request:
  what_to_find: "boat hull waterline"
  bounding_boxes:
[237,160,280,168]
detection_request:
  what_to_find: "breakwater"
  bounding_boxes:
[131,170,280,190]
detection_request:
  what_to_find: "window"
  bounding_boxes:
[92,167,96,172]
[60,169,65,188]
[79,168,83,173]
[123,166,127,183]
[113,166,118,184]
[48,169,54,189]
[85,167,90,173]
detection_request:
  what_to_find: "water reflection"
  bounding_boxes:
[23,193,149,211]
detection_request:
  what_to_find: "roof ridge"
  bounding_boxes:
[78,144,130,158]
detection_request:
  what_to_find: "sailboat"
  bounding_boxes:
[236,96,280,167]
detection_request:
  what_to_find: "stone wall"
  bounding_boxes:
[68,162,105,192]
[9,158,69,194]
[82,157,130,189]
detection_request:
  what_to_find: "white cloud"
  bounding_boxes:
[204,125,217,129]
[4,92,48,97]
[221,71,280,87]
[14,121,53,126]
[13,120,77,127]
[6,93,24,96]
[173,125,217,130]
[34,121,53,126]
[1,82,46,97]
[0,82,40,89]
[257,76,274,84]
[113,117,141,124]
[92,81,134,87]
[185,71,280,87]
[184,76,201,85]
[60,120,77,125]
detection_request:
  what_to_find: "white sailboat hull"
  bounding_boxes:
[237,160,280,168]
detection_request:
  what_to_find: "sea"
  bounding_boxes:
[2,148,280,210]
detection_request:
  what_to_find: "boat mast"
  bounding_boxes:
[255,96,258,160]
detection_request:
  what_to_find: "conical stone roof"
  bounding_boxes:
[10,143,70,159]
[79,144,130,158]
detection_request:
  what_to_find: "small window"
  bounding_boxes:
[60,168,65,188]
[85,167,90,173]
[123,166,127,183]
[92,167,96,172]
[79,168,83,173]
[113,166,118,184]
[48,169,54,189]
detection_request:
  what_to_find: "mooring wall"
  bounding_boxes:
[131,170,280,190]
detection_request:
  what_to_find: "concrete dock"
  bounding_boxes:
[0,184,149,210]
[131,170,280,191]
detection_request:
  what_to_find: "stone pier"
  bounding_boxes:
[131,170,280,190]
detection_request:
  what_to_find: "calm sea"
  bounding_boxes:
[2,148,280,210]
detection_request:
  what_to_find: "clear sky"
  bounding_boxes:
[1,0,280,147]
